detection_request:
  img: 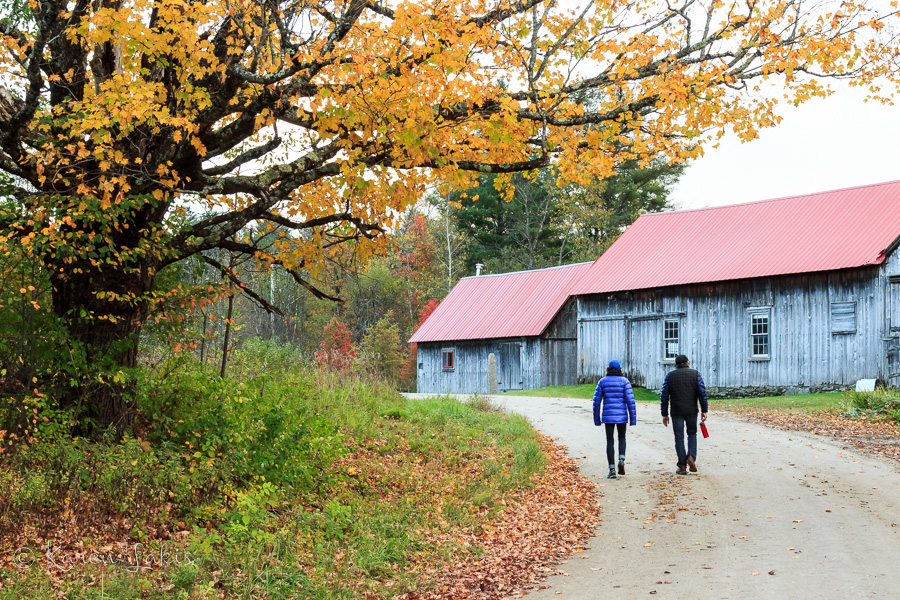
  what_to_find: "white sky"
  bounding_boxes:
[670,84,900,211]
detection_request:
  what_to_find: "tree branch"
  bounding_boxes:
[202,136,283,177]
[200,253,285,316]
[259,210,385,238]
[215,238,342,302]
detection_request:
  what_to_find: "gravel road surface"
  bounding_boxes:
[492,396,900,599]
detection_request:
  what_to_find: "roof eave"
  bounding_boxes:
[881,233,900,261]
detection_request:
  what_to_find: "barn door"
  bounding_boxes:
[889,281,900,333]
[887,280,900,385]
[627,319,658,388]
[499,342,523,391]
[578,318,626,382]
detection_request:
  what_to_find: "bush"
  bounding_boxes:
[314,317,357,371]
[139,358,347,497]
[846,386,900,422]
[0,429,216,543]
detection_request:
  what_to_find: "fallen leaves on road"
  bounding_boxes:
[399,434,600,600]
[736,410,900,463]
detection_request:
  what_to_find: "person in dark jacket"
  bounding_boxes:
[593,360,637,479]
[660,354,708,475]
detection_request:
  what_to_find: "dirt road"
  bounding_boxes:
[496,396,900,599]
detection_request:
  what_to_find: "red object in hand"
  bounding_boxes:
[700,421,709,438]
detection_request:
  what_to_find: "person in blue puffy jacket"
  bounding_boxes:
[593,360,637,479]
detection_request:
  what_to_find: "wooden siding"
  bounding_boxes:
[576,312,626,383]
[540,298,578,387]
[540,339,577,387]
[543,298,577,339]
[578,265,889,393]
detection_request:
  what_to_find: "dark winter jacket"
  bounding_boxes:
[593,374,637,426]
[660,365,708,417]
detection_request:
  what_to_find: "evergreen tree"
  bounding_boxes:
[452,160,686,274]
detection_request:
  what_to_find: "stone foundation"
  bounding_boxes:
[704,383,854,399]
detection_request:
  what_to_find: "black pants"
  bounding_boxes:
[605,423,627,466]
[672,414,698,468]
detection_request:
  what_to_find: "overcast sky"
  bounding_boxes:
[670,84,900,211]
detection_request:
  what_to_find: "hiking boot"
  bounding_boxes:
[607,468,617,479]
[617,458,626,475]
[676,466,688,475]
[686,455,697,472]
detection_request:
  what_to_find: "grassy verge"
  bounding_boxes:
[0,343,546,599]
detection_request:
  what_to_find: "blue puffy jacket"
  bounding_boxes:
[593,375,636,426]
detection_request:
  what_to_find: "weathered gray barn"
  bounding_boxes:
[409,262,591,394]
[568,180,900,395]
[414,180,900,396]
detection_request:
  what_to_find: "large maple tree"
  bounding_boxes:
[0,0,897,432]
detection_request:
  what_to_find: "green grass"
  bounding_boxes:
[502,384,658,403]
[709,392,845,413]
[503,384,845,413]
[502,383,596,399]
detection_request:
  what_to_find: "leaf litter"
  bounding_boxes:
[737,410,900,463]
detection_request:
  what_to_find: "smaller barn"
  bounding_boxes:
[410,262,592,394]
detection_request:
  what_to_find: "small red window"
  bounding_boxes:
[442,349,455,370]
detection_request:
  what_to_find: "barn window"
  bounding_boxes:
[831,302,857,334]
[663,319,680,361]
[442,349,455,370]
[750,311,770,358]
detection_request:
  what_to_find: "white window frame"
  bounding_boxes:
[662,318,680,362]
[441,348,455,370]
[749,308,771,360]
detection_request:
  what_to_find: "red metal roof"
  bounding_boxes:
[409,262,593,343]
[570,180,900,296]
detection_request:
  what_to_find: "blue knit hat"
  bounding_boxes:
[608,360,621,369]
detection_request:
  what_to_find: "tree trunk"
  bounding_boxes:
[49,262,153,439]
[200,312,208,364]
[220,293,235,379]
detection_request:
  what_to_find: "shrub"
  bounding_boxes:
[139,360,346,496]
[846,386,900,422]
[314,317,357,372]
